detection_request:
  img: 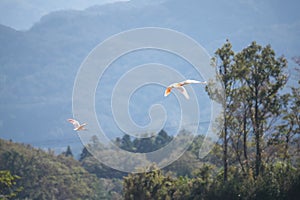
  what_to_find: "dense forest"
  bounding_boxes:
[1,41,299,199]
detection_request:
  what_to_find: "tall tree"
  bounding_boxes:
[210,40,235,182]
[64,145,73,157]
[79,146,92,161]
[228,85,251,174]
[234,42,288,176]
[231,52,253,174]
[275,58,300,165]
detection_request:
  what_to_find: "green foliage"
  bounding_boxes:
[123,162,300,200]
[0,170,22,200]
[116,130,172,153]
[0,139,113,200]
[164,151,202,178]
[123,165,173,200]
[80,155,127,179]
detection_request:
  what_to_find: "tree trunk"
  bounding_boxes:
[243,107,248,168]
[254,90,261,177]
[224,125,228,182]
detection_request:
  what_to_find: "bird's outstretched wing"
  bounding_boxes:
[176,86,189,99]
[182,79,207,85]
[68,119,80,129]
[164,80,206,99]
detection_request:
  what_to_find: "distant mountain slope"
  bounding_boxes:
[0,0,207,149]
[0,0,299,152]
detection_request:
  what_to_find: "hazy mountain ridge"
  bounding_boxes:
[0,0,189,149]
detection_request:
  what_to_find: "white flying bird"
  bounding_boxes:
[164,79,207,99]
[67,119,87,131]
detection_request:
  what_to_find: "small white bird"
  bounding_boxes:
[67,119,87,131]
[164,79,207,99]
